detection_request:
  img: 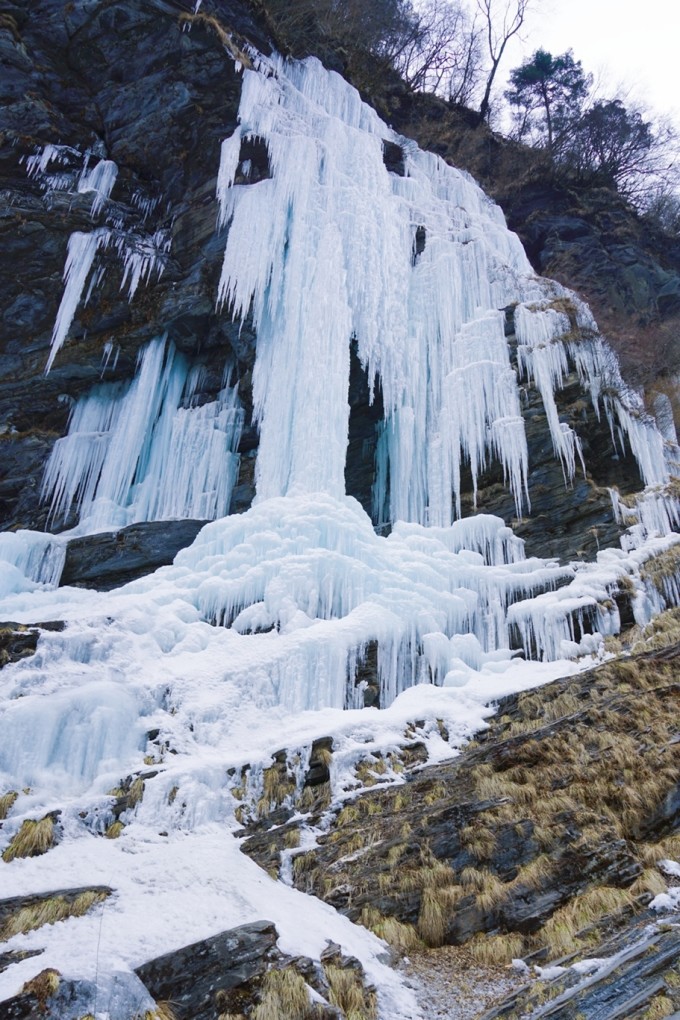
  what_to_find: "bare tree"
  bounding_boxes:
[565,101,679,203]
[477,0,530,123]
[391,0,484,105]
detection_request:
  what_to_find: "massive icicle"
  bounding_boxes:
[217,59,674,523]
[217,58,532,522]
[47,228,109,372]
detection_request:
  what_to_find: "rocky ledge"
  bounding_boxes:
[240,627,680,1018]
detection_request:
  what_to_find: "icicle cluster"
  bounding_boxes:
[216,58,532,522]
[215,57,673,528]
[25,143,170,371]
[42,338,243,533]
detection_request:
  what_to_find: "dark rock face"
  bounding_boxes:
[135,920,278,1020]
[59,518,209,589]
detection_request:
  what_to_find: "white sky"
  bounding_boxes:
[509,0,680,125]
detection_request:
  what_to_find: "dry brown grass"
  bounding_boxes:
[178,11,253,67]
[459,824,496,861]
[642,996,675,1019]
[639,834,680,867]
[359,906,421,951]
[0,790,18,820]
[466,932,525,966]
[21,969,60,1009]
[128,777,145,809]
[324,963,377,1020]
[629,868,668,898]
[142,1003,180,1020]
[0,889,109,941]
[2,815,55,862]
[539,886,634,956]
[417,887,447,947]
[252,967,311,1020]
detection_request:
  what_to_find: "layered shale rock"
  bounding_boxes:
[243,644,680,962]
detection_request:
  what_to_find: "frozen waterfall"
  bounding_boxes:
[1,47,680,1014]
[2,52,679,821]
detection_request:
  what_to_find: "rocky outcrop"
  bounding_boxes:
[481,911,680,1019]
[135,920,280,1019]
[0,886,111,943]
[0,920,378,1020]
[242,645,680,958]
[59,518,208,589]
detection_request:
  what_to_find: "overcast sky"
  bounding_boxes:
[509,0,679,124]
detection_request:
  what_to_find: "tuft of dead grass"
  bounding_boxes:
[0,889,109,941]
[359,906,421,951]
[324,963,377,1020]
[539,886,634,956]
[0,790,18,820]
[21,969,60,1009]
[2,815,55,862]
[466,932,525,966]
[252,967,311,1020]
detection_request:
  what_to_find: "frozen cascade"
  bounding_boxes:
[42,336,244,533]
[0,531,66,598]
[217,57,532,521]
[514,302,586,480]
[515,295,675,490]
[4,51,676,787]
[77,157,118,215]
[2,52,680,1014]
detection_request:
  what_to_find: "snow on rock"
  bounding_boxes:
[650,888,680,912]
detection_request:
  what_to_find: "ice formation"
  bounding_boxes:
[42,336,243,532]
[1,50,680,1016]
[24,143,171,371]
[47,228,109,372]
[77,157,118,215]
